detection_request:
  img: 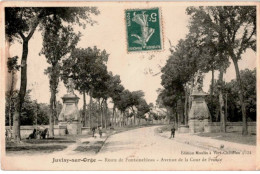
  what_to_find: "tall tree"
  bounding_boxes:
[6,56,20,133]
[187,6,256,135]
[5,7,99,141]
[129,90,145,125]
[225,68,256,122]
[92,71,111,128]
[40,16,80,138]
[136,99,150,125]
[61,47,109,127]
[161,37,199,126]
[116,89,133,126]
[105,73,124,127]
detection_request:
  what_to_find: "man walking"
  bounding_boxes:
[170,126,176,139]
[91,127,96,137]
[98,126,102,138]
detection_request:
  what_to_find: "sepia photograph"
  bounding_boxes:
[0,1,259,171]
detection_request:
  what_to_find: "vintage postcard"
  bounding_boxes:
[0,1,259,171]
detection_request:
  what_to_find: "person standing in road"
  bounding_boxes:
[98,127,102,138]
[91,127,96,137]
[170,126,176,139]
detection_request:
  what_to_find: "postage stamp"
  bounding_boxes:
[125,8,162,52]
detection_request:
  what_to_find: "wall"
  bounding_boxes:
[5,125,60,139]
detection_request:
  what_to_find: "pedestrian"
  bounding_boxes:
[98,127,102,138]
[91,127,96,137]
[170,126,176,139]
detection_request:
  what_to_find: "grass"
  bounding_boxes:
[6,145,67,153]
[24,138,76,144]
[5,135,78,155]
[158,124,256,146]
[5,124,158,155]
[74,146,100,153]
[197,132,256,146]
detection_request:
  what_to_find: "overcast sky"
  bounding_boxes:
[7,3,256,109]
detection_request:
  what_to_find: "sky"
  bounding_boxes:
[6,3,256,109]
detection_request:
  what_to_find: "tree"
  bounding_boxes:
[5,7,100,141]
[92,71,111,128]
[61,47,109,127]
[6,56,20,133]
[136,99,150,124]
[106,73,124,127]
[129,90,145,125]
[187,7,231,131]
[161,37,200,127]
[116,89,133,126]
[186,6,256,135]
[40,16,80,138]
[225,68,256,122]
[156,88,178,125]
[6,90,49,126]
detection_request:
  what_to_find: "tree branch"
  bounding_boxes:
[18,31,25,40]
[27,20,40,40]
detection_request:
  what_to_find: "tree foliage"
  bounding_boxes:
[186,6,256,135]
[5,7,100,141]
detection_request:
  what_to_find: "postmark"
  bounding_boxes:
[125,8,162,52]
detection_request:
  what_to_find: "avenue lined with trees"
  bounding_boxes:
[157,6,256,135]
[5,7,157,142]
[5,6,256,144]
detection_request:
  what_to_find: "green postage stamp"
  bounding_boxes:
[125,8,162,52]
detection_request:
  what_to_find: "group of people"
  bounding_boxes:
[91,126,103,138]
[26,128,49,139]
[5,127,49,140]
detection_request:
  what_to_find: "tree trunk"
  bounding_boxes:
[89,93,93,128]
[49,94,54,138]
[123,112,126,127]
[233,59,247,135]
[131,107,136,125]
[218,68,226,133]
[188,78,195,112]
[101,99,104,128]
[179,98,185,125]
[13,39,29,141]
[210,69,214,96]
[184,88,189,125]
[112,104,115,127]
[104,99,107,129]
[83,91,87,127]
[209,69,214,122]
[49,63,59,138]
[49,88,55,138]
[175,111,178,129]
[9,71,15,131]
[13,19,40,141]
[225,94,228,122]
[98,99,101,127]
[8,102,12,132]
